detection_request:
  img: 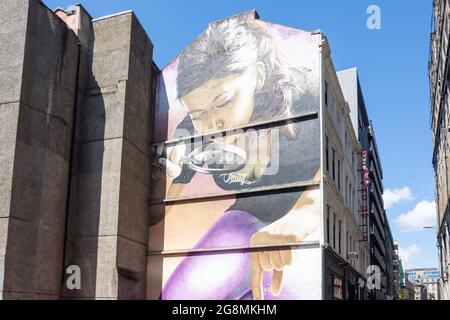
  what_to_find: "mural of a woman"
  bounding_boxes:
[152,18,322,300]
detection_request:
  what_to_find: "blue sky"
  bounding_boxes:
[43,0,437,269]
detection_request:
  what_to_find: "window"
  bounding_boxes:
[337,112,341,132]
[327,205,330,244]
[345,133,348,155]
[325,81,328,106]
[345,176,349,205]
[353,190,356,216]
[332,148,336,181]
[333,212,336,249]
[326,135,329,172]
[346,231,350,258]
[338,220,342,254]
[349,235,353,266]
[349,183,352,209]
[348,182,351,208]
[333,274,343,300]
[337,160,341,190]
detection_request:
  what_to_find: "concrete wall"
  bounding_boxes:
[62,11,154,299]
[1,1,155,299]
[336,68,358,135]
[0,0,30,300]
[0,0,80,299]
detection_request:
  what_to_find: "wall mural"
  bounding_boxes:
[148,16,322,300]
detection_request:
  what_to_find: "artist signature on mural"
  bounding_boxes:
[220,173,255,186]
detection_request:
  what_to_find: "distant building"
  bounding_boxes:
[413,281,428,300]
[392,242,401,299]
[406,268,440,300]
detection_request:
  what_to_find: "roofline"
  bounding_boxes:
[53,3,93,20]
[74,3,93,19]
[92,10,133,22]
[405,268,440,271]
[208,9,260,26]
[337,66,358,74]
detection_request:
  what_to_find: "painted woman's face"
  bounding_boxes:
[180,72,258,135]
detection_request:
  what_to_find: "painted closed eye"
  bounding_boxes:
[213,91,235,109]
[214,96,234,109]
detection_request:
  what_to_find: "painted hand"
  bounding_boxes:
[249,188,320,300]
[152,143,186,180]
[250,232,300,300]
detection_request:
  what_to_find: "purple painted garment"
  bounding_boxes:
[161,210,299,300]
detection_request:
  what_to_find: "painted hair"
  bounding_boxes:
[176,19,304,138]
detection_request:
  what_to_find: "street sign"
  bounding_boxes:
[347,252,359,260]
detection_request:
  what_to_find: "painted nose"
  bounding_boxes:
[204,114,224,131]
[216,119,224,130]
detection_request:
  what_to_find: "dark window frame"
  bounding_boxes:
[326,205,330,244]
[332,148,336,181]
[333,212,336,249]
[337,160,341,190]
[325,135,329,172]
[338,220,342,254]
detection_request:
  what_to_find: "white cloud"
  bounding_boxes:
[395,200,437,232]
[383,187,414,209]
[398,245,421,269]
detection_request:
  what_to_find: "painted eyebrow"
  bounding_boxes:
[211,90,234,105]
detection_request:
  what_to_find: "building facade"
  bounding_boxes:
[0,0,155,299]
[149,9,372,300]
[392,242,401,299]
[1,0,391,300]
[406,268,440,300]
[337,68,396,300]
[429,0,450,301]
[321,45,370,301]
[413,281,429,300]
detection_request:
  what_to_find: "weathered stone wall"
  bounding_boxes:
[0,0,80,299]
[0,0,30,301]
[62,11,154,299]
[1,1,155,300]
